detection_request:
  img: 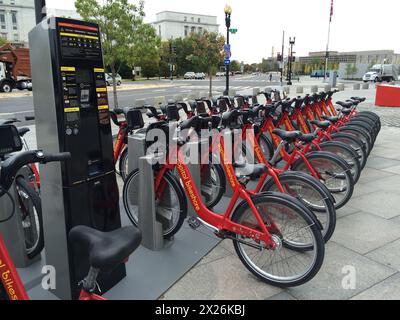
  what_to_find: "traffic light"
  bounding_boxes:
[291,56,296,62]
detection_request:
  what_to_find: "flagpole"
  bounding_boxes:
[324,0,333,81]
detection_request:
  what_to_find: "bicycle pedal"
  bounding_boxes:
[188,217,201,230]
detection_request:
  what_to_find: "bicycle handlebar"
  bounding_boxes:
[0,151,71,196]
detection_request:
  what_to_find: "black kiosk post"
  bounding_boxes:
[29,17,125,300]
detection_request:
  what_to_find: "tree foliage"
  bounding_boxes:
[0,36,6,46]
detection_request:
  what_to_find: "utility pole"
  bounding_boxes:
[287,37,296,85]
[224,5,232,96]
[324,0,334,81]
[280,31,285,84]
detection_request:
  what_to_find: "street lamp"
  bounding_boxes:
[287,37,296,85]
[224,5,232,96]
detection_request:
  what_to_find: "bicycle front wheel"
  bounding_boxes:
[123,169,187,239]
[262,171,336,243]
[231,193,325,287]
[15,177,43,259]
[291,151,355,209]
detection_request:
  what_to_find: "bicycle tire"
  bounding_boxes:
[329,132,367,170]
[262,171,336,243]
[339,126,372,156]
[231,192,325,287]
[123,169,187,239]
[200,162,226,209]
[118,148,129,181]
[291,151,355,209]
[15,177,44,259]
[318,141,361,184]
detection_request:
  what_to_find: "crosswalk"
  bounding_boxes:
[178,85,254,93]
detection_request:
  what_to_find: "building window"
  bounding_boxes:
[0,11,5,30]
[13,34,18,41]
[184,26,189,37]
[1,33,7,40]
[191,26,195,33]
[184,16,187,22]
[191,17,194,22]
[198,18,201,23]
[198,27,203,33]
[11,11,18,30]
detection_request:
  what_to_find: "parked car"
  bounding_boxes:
[216,72,225,77]
[195,72,206,80]
[184,72,196,79]
[105,73,122,86]
[234,71,243,75]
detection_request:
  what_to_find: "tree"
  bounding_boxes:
[230,60,241,72]
[185,32,225,97]
[131,23,161,79]
[0,36,6,46]
[75,0,146,108]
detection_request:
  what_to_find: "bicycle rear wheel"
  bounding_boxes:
[15,177,43,259]
[200,163,226,209]
[291,151,355,209]
[231,193,325,287]
[318,141,361,184]
[123,169,187,239]
[329,133,367,170]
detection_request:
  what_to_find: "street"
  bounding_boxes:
[0,74,280,126]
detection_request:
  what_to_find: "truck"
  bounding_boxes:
[0,44,32,93]
[362,64,398,83]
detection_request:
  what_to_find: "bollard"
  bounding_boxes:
[362,83,369,90]
[296,86,304,94]
[311,85,318,93]
[138,156,165,251]
[128,133,147,175]
[283,86,290,94]
[353,83,361,90]
[337,83,345,91]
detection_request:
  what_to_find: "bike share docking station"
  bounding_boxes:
[127,103,208,251]
[29,17,125,300]
[0,162,40,268]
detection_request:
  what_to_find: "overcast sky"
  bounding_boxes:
[47,0,400,64]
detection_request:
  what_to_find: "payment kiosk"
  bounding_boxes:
[29,17,125,300]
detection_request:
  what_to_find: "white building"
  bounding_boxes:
[46,8,81,21]
[152,11,219,41]
[0,0,36,47]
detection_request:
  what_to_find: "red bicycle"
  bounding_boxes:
[122,108,325,287]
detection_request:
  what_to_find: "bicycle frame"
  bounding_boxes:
[0,234,29,300]
[152,139,276,247]
[113,122,128,163]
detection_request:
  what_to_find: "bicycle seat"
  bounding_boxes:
[336,101,353,109]
[310,120,331,130]
[272,129,301,142]
[18,127,30,137]
[340,108,352,116]
[180,116,200,131]
[234,163,268,180]
[69,226,142,273]
[298,132,317,143]
[321,115,340,124]
[221,109,241,127]
[351,97,366,103]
